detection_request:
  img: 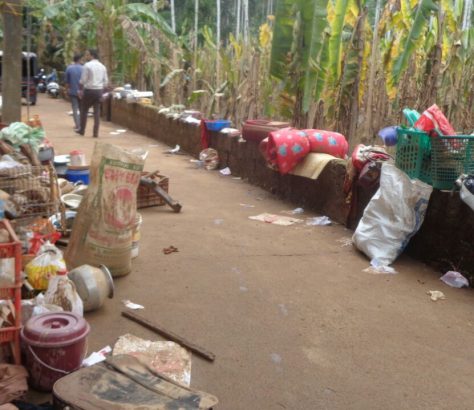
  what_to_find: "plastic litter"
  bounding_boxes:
[82,346,112,367]
[306,216,332,226]
[219,167,231,176]
[249,213,303,226]
[166,145,181,154]
[377,126,398,146]
[239,203,255,208]
[122,300,144,310]
[198,148,219,170]
[44,273,84,316]
[113,334,192,387]
[427,290,446,301]
[363,258,398,275]
[456,174,474,211]
[440,271,469,288]
[282,207,304,215]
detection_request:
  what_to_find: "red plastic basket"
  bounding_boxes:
[0,220,22,364]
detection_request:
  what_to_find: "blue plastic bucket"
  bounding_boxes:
[66,168,90,184]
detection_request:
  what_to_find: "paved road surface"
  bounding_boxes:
[25,96,474,409]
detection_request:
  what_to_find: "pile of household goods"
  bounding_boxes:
[349,104,473,274]
[0,139,205,408]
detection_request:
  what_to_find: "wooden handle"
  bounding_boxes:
[122,310,215,362]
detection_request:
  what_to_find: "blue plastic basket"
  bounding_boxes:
[205,120,231,132]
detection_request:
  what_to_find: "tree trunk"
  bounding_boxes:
[362,0,383,139]
[216,0,221,114]
[236,0,241,38]
[1,0,23,123]
[243,0,249,44]
[193,0,199,89]
[170,0,176,33]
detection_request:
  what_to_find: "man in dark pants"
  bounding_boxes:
[77,49,108,138]
[65,53,83,131]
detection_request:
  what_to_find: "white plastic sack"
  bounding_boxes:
[44,275,83,316]
[353,163,433,266]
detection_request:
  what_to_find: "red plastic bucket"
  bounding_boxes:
[21,312,90,392]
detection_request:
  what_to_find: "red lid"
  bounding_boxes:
[70,150,83,155]
[21,312,90,347]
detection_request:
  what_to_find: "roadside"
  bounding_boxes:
[25,95,474,410]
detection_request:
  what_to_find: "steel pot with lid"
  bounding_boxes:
[68,265,114,312]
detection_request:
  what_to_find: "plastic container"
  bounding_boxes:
[131,214,142,259]
[205,120,231,132]
[395,127,432,184]
[21,312,90,392]
[0,220,22,365]
[430,136,474,190]
[65,168,90,184]
[69,150,86,167]
[68,265,114,312]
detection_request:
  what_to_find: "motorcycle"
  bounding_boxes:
[46,69,60,98]
[35,68,47,93]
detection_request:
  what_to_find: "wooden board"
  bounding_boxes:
[53,355,218,410]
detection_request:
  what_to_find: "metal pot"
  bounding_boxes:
[68,265,114,312]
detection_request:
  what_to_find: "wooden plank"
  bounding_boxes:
[121,311,215,362]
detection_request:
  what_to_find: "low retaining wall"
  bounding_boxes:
[109,99,474,281]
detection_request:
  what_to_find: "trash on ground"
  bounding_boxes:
[427,290,446,301]
[337,237,353,247]
[163,245,179,255]
[240,203,255,208]
[249,213,303,226]
[282,207,304,215]
[116,129,127,133]
[82,345,112,367]
[214,219,224,225]
[199,148,219,170]
[219,167,231,176]
[122,300,145,310]
[232,177,242,180]
[109,132,121,135]
[113,333,192,387]
[440,271,469,288]
[363,258,398,275]
[306,216,332,226]
[353,163,433,266]
[122,310,216,362]
[166,144,181,154]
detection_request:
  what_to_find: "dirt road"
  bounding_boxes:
[26,96,474,409]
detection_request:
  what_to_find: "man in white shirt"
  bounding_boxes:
[77,49,108,138]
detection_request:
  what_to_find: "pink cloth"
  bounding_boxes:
[415,104,456,136]
[265,128,348,174]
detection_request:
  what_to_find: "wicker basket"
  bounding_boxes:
[137,171,169,209]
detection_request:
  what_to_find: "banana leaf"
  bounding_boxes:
[328,0,351,83]
[391,0,439,86]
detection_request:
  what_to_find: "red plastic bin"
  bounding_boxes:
[0,219,22,365]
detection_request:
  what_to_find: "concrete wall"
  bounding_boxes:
[109,99,473,282]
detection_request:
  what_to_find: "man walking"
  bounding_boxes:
[78,49,108,138]
[65,53,83,131]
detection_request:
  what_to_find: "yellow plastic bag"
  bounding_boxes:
[25,242,66,290]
